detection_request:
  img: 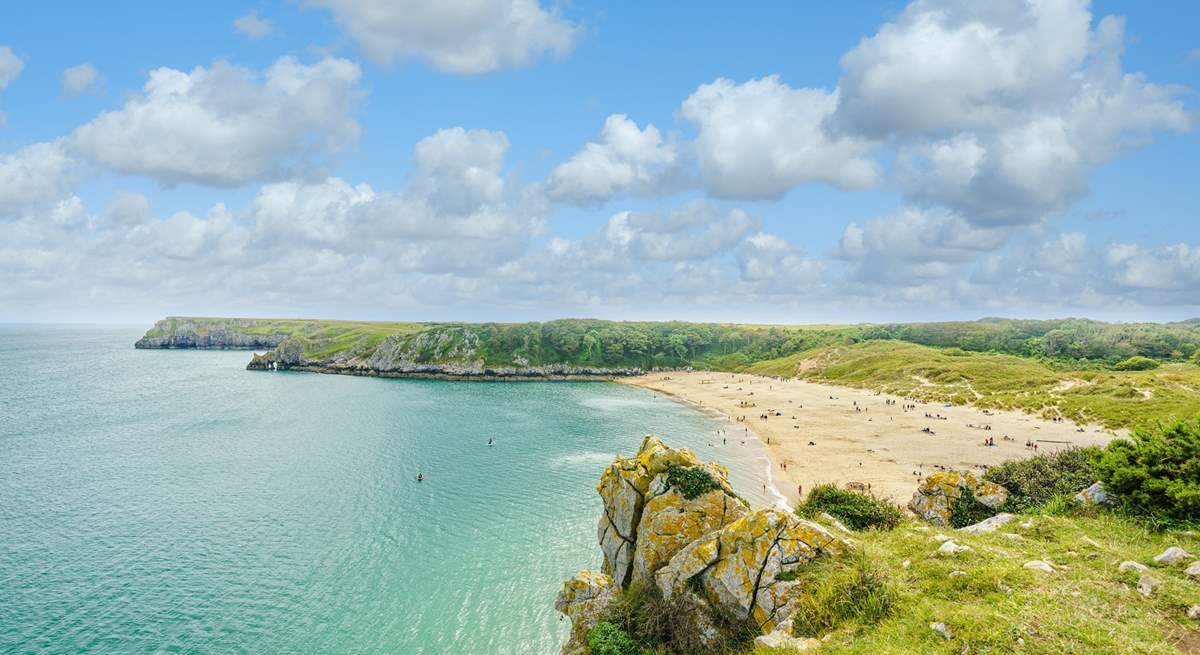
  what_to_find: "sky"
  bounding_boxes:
[0,0,1197,325]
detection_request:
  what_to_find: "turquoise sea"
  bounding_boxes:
[0,326,782,654]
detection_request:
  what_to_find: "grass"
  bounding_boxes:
[744,341,1200,431]
[795,484,904,531]
[773,511,1200,654]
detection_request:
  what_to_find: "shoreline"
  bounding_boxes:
[620,371,1119,506]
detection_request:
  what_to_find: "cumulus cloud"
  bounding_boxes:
[233,11,273,38]
[544,114,680,204]
[62,63,98,95]
[0,141,78,218]
[69,56,362,186]
[1106,243,1200,292]
[306,0,577,74]
[835,2,1190,226]
[680,76,879,200]
[0,46,22,90]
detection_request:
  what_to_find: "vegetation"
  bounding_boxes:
[984,447,1103,513]
[787,553,896,639]
[587,622,639,655]
[795,485,903,531]
[1096,419,1200,525]
[599,581,758,655]
[1113,356,1160,371]
[665,466,724,500]
[947,488,998,529]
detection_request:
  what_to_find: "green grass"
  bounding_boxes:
[776,511,1200,655]
[745,341,1200,431]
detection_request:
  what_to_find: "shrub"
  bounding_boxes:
[586,622,638,655]
[1113,356,1159,371]
[984,447,1102,513]
[1095,419,1200,524]
[1192,349,1200,365]
[600,581,757,655]
[789,553,895,638]
[665,466,722,500]
[796,484,903,531]
[948,488,996,528]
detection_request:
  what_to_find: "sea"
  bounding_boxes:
[0,325,784,654]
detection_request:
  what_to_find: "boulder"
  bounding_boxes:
[596,435,706,586]
[1186,561,1200,580]
[1152,546,1191,565]
[1024,560,1055,574]
[930,622,953,640]
[1189,605,1200,620]
[909,471,1008,527]
[1119,560,1149,573]
[554,571,615,655]
[1136,574,1160,597]
[1073,481,1114,507]
[630,466,748,586]
[959,513,1016,534]
[656,508,846,632]
[937,540,972,556]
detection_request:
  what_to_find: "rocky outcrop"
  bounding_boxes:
[1073,482,1115,507]
[134,318,287,349]
[557,437,848,653]
[909,471,1008,527]
[554,571,615,655]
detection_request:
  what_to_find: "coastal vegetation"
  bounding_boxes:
[1095,419,1200,525]
[983,447,1103,513]
[794,485,904,531]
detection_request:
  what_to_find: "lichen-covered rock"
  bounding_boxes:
[1073,481,1114,507]
[908,471,1008,527]
[596,436,706,586]
[631,469,748,585]
[554,570,615,655]
[656,509,846,632]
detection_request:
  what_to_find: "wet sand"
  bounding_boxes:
[620,371,1120,507]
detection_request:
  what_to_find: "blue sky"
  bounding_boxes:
[0,1,1197,324]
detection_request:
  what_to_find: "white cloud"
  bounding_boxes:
[544,114,680,204]
[1106,243,1200,291]
[62,63,98,95]
[680,76,879,200]
[69,56,362,186]
[306,0,577,74]
[0,141,78,218]
[736,232,824,291]
[0,46,22,90]
[233,11,273,38]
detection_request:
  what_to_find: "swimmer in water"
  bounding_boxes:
[416,473,424,482]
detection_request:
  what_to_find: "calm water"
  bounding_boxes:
[0,325,781,654]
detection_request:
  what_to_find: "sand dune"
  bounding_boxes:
[621,371,1121,507]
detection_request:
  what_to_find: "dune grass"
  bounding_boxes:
[744,341,1200,431]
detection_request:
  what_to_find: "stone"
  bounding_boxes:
[1136,574,1160,597]
[817,511,851,533]
[949,570,967,577]
[555,570,615,655]
[1024,560,1055,573]
[1185,561,1200,579]
[959,513,1016,534]
[909,471,1008,527]
[631,467,747,585]
[930,622,953,640]
[754,629,820,651]
[998,581,1013,594]
[1188,605,1200,620]
[595,435,709,587]
[657,508,846,632]
[1080,536,1101,548]
[932,533,952,542]
[937,540,972,556]
[1119,560,1149,573]
[1073,481,1114,507]
[1152,546,1191,565]
[901,559,911,569]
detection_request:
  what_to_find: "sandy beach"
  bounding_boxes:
[621,371,1121,507]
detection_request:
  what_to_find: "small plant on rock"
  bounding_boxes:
[586,621,638,655]
[665,465,722,500]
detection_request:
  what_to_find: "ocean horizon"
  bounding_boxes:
[0,325,782,654]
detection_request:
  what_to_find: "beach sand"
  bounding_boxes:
[620,371,1121,507]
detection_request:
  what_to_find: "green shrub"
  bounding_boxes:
[586,622,638,655]
[796,484,903,531]
[665,466,722,500]
[1095,419,1200,524]
[1113,356,1159,371]
[1192,349,1200,365]
[985,447,1102,513]
[789,553,895,638]
[599,581,756,655]
[948,488,996,528]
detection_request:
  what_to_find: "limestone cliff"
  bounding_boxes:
[557,436,847,654]
[134,317,287,349]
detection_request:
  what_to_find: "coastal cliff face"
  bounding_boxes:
[557,436,847,654]
[134,317,288,349]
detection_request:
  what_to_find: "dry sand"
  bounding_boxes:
[620,371,1121,507]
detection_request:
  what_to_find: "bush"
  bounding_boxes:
[948,488,996,528]
[788,553,895,638]
[984,447,1102,513]
[1113,356,1159,371]
[1192,350,1200,365]
[1095,419,1200,524]
[600,581,757,655]
[665,466,722,500]
[796,484,903,531]
[586,622,638,655]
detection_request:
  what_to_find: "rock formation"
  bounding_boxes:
[556,436,848,654]
[908,471,1008,526]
